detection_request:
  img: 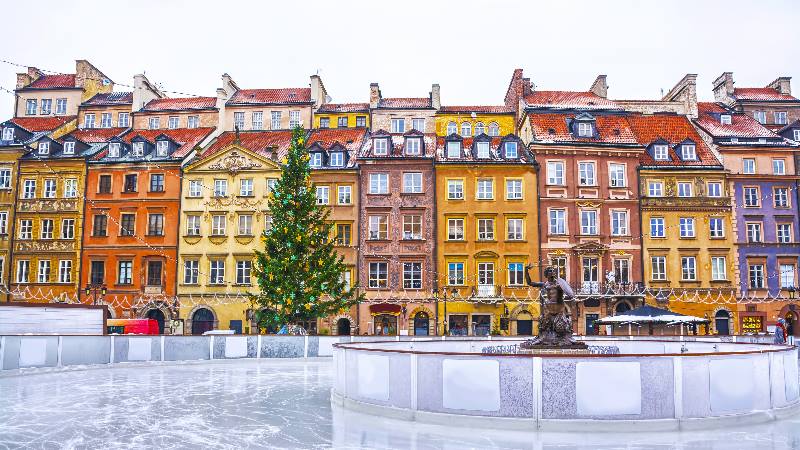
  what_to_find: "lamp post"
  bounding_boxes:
[84,283,107,306]
[440,287,458,336]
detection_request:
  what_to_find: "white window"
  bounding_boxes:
[488,122,500,136]
[578,162,595,185]
[210,260,225,285]
[19,219,32,239]
[22,180,36,199]
[40,219,53,239]
[16,260,30,283]
[651,256,666,280]
[707,182,722,197]
[743,158,756,174]
[132,142,144,156]
[478,262,495,288]
[507,218,523,240]
[369,173,388,194]
[681,256,697,281]
[447,218,464,240]
[368,215,388,240]
[405,138,421,155]
[611,210,628,236]
[478,218,494,240]
[711,257,727,281]
[778,223,793,243]
[506,179,523,200]
[289,111,301,128]
[781,264,796,288]
[233,112,245,130]
[447,179,464,199]
[38,141,50,155]
[681,144,696,160]
[775,112,788,125]
[62,141,75,155]
[107,142,121,158]
[83,113,96,128]
[402,215,422,240]
[37,260,50,283]
[148,117,160,129]
[0,169,8,189]
[709,217,725,238]
[64,178,77,198]
[648,181,663,197]
[156,140,168,157]
[236,260,252,285]
[368,262,388,288]
[271,111,282,129]
[240,178,253,196]
[650,217,665,238]
[746,223,762,243]
[214,179,228,197]
[753,111,766,124]
[653,144,669,161]
[39,98,51,115]
[330,152,344,167]
[504,141,518,158]
[43,179,56,198]
[373,138,388,155]
[743,187,759,207]
[100,113,112,128]
[266,178,278,194]
[188,180,202,197]
[446,122,457,135]
[773,159,786,175]
[58,260,71,283]
[0,211,7,234]
[609,163,625,187]
[677,182,693,197]
[474,122,485,135]
[403,172,423,193]
[446,141,461,158]
[310,153,323,167]
[576,122,593,137]
[720,114,732,125]
[118,112,129,127]
[775,188,789,208]
[211,215,226,235]
[547,161,564,185]
[2,127,14,141]
[187,115,199,129]
[476,179,494,200]
[411,118,425,132]
[391,118,405,133]
[186,215,200,236]
[476,141,490,158]
[447,262,464,285]
[338,185,352,204]
[679,217,695,238]
[794,129,800,141]
[55,98,67,115]
[315,186,330,204]
[580,210,598,235]
[549,209,566,235]
[184,260,199,284]
[749,264,765,289]
[460,122,472,137]
[25,99,37,115]
[238,215,253,236]
[61,219,75,239]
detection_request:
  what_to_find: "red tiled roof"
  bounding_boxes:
[142,97,217,111]
[626,114,720,167]
[82,92,133,106]
[528,113,638,145]
[377,98,431,109]
[524,91,619,110]
[695,102,778,139]
[67,127,128,143]
[228,88,312,105]
[10,116,76,132]
[733,88,798,102]
[438,106,514,114]
[316,103,369,113]
[25,74,77,89]
[123,127,215,157]
[306,128,367,152]
[200,130,294,160]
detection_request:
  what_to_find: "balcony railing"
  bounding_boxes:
[572,281,645,298]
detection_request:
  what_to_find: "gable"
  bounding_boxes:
[186,143,280,174]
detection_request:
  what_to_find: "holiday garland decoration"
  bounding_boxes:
[250,127,363,331]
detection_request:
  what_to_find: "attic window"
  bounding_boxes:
[330,152,344,167]
[653,144,669,161]
[446,122,457,135]
[310,153,323,167]
[576,122,593,137]
[63,141,75,155]
[1,127,13,141]
[156,140,169,157]
[681,144,696,160]
[373,138,389,155]
[505,141,518,158]
[720,114,732,125]
[132,142,144,157]
[108,142,121,158]
[38,141,50,155]
[476,141,490,158]
[446,141,461,159]
[405,137,421,155]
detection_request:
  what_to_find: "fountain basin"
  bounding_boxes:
[331,339,800,431]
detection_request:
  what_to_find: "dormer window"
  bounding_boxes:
[156,140,169,157]
[2,127,13,141]
[576,122,593,137]
[653,144,669,161]
[108,142,121,158]
[681,144,696,160]
[374,138,388,156]
[310,153,323,167]
[504,141,518,159]
[405,138,421,155]
[461,122,471,137]
[132,142,144,157]
[476,141,490,159]
[446,141,461,159]
[63,141,75,155]
[446,122,457,135]
[793,130,800,141]
[721,114,732,125]
[38,142,50,155]
[330,152,344,167]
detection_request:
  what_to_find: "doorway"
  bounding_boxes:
[374,314,397,336]
[413,312,429,336]
[585,313,599,335]
[715,310,730,335]
[145,308,165,334]
[517,311,533,336]
[191,308,215,335]
[337,318,351,336]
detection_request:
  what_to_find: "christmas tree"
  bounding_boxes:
[251,126,362,332]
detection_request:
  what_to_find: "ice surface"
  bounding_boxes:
[1,359,800,449]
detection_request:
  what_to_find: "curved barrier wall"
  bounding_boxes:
[331,340,800,431]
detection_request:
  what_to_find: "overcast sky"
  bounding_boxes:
[1,0,798,118]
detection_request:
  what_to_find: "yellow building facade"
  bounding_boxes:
[312,103,370,130]
[434,132,540,336]
[435,106,516,137]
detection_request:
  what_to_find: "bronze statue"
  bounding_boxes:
[520,265,586,349]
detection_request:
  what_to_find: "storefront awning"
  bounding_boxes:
[369,303,402,316]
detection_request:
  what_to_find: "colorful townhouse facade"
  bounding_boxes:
[434,105,539,336]
[713,72,800,132]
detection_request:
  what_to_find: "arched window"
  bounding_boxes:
[474,122,485,135]
[461,122,472,137]
[488,122,500,136]
[446,121,457,135]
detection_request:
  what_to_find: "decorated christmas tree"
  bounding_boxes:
[251,126,362,332]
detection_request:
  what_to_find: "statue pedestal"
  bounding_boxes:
[518,343,590,355]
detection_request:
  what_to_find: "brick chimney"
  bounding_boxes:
[16,67,43,89]
[712,72,735,103]
[221,73,238,98]
[132,73,165,112]
[369,83,381,109]
[430,83,441,110]
[767,77,792,96]
[310,74,327,109]
[589,75,608,98]
[662,74,698,118]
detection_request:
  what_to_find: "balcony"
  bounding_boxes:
[572,281,645,298]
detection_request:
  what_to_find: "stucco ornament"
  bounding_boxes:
[208,150,262,174]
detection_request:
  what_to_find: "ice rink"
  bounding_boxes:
[2,359,800,449]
